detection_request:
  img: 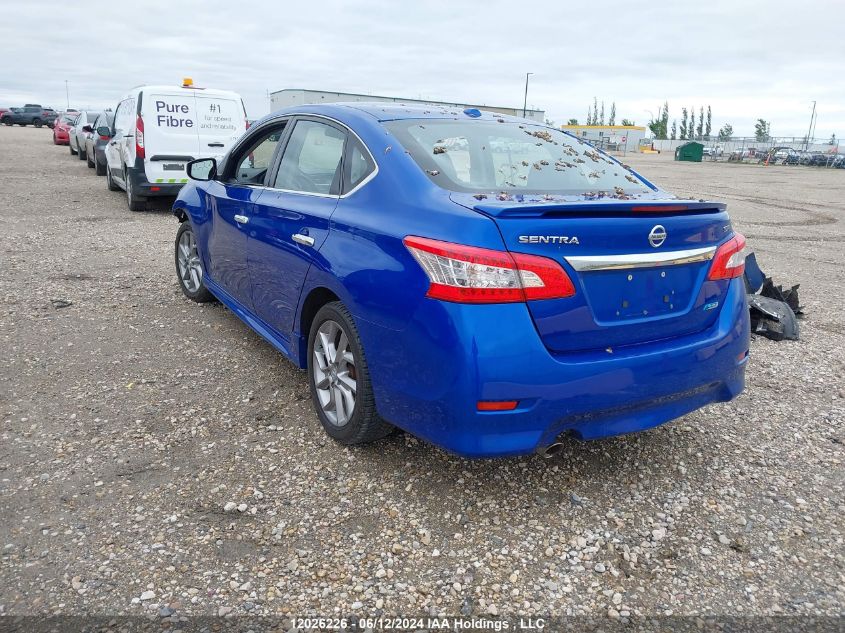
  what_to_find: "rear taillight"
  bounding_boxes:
[135,115,145,159]
[403,236,575,303]
[707,233,746,280]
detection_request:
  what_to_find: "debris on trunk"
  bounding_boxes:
[743,253,802,341]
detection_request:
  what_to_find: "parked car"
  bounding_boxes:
[69,111,98,159]
[703,145,723,157]
[801,152,832,166]
[0,104,58,127]
[52,113,78,145]
[82,111,114,175]
[105,80,248,210]
[727,148,758,162]
[171,104,750,458]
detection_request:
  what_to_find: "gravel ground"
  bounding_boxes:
[1,125,843,623]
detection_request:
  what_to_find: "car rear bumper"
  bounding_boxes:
[358,278,750,458]
[128,165,186,197]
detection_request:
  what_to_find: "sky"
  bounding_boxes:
[2,0,844,140]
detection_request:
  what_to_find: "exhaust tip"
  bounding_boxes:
[537,442,564,459]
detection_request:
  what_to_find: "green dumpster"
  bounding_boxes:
[675,141,704,162]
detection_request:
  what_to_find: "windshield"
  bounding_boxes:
[386,119,652,195]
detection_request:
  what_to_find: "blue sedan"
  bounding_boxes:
[172,103,750,458]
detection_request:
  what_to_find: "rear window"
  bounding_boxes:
[386,119,652,196]
[148,94,197,136]
[194,96,245,136]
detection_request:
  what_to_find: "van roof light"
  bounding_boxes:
[182,77,194,88]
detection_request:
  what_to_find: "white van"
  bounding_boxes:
[104,79,248,211]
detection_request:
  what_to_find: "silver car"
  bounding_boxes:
[69,111,99,160]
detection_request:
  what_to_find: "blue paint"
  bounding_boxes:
[173,103,749,458]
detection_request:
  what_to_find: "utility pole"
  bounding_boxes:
[65,80,70,111]
[523,73,533,118]
[805,101,816,151]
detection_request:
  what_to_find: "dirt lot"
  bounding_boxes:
[1,125,843,623]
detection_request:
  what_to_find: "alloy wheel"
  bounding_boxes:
[177,228,203,293]
[312,319,357,427]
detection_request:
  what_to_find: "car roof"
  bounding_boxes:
[266,102,538,125]
[131,85,243,100]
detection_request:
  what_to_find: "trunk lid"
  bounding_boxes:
[453,194,735,353]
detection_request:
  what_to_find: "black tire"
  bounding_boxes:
[78,144,86,161]
[105,163,120,191]
[33,119,42,128]
[1,118,12,126]
[125,169,146,211]
[95,155,106,176]
[307,301,393,445]
[175,222,214,303]
[69,139,77,156]
[86,149,94,168]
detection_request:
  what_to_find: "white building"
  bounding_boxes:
[270,88,545,122]
[560,124,647,154]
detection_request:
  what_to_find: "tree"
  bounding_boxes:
[647,114,662,139]
[754,119,771,142]
[599,101,605,126]
[620,118,635,126]
[705,106,712,140]
[592,98,599,127]
[608,102,616,126]
[671,120,677,140]
[697,106,704,140]
[586,108,592,126]
[658,102,669,140]
[680,108,688,139]
[718,123,733,141]
[567,118,578,125]
[689,108,696,140]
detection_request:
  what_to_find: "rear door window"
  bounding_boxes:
[273,120,346,195]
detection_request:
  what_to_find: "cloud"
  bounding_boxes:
[1,0,843,138]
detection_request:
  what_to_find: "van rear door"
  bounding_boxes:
[143,92,199,186]
[193,94,247,162]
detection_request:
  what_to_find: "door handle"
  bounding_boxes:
[207,142,224,147]
[234,214,249,225]
[292,233,315,247]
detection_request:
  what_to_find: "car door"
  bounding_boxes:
[105,100,129,181]
[247,117,347,341]
[201,122,287,311]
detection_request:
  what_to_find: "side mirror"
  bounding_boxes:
[187,158,217,181]
[82,125,93,133]
[96,126,111,137]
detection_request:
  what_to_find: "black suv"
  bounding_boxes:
[1,104,58,128]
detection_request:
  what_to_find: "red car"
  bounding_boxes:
[52,113,78,145]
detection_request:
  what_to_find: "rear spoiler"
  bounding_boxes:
[454,196,727,218]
